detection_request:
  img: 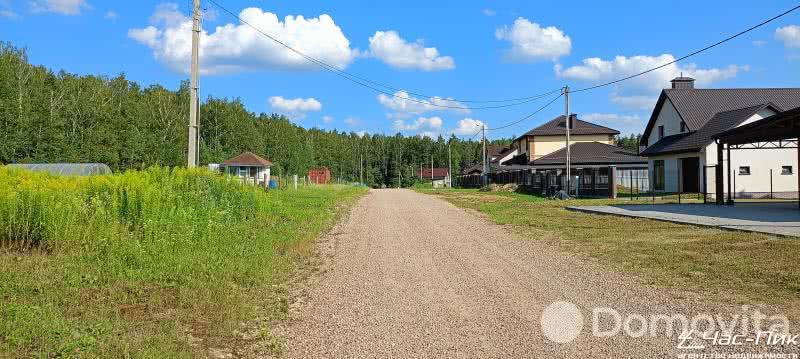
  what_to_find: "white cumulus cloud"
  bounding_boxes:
[322,115,334,124]
[452,118,486,136]
[368,30,455,71]
[581,113,643,135]
[776,25,800,48]
[129,3,358,75]
[394,116,444,138]
[30,0,89,15]
[496,17,571,62]
[104,10,116,20]
[268,96,322,119]
[377,90,469,119]
[556,54,748,109]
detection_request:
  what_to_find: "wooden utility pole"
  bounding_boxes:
[448,143,452,188]
[482,124,487,186]
[564,85,571,194]
[187,0,200,168]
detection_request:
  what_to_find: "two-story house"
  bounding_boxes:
[509,114,620,164]
[639,77,800,196]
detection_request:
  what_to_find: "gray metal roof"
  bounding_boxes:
[5,163,112,176]
[641,103,778,156]
[643,88,800,144]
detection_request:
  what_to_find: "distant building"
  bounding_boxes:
[309,167,331,184]
[417,167,450,188]
[5,163,112,176]
[221,152,272,185]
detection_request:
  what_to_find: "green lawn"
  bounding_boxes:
[0,167,365,357]
[417,188,800,318]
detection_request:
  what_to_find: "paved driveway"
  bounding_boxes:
[569,202,800,237]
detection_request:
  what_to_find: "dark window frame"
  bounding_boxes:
[653,160,665,191]
[680,121,687,133]
[658,125,665,140]
[739,166,751,176]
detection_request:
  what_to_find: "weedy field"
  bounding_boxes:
[417,188,800,319]
[0,167,365,357]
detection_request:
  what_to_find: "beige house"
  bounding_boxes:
[510,114,619,163]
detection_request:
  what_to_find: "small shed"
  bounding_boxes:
[221,152,272,185]
[308,167,331,184]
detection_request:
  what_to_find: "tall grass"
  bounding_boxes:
[0,166,364,357]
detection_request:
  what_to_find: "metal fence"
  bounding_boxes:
[456,167,646,198]
[704,165,799,202]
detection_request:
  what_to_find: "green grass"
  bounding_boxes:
[0,166,365,357]
[417,188,800,317]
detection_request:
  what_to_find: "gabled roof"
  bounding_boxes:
[530,142,646,166]
[487,144,512,159]
[714,105,800,145]
[417,168,450,178]
[516,115,619,141]
[641,103,780,156]
[222,152,272,167]
[642,88,800,144]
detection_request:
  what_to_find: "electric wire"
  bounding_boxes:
[571,4,800,93]
[205,0,562,109]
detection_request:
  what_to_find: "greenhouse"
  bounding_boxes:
[4,163,112,176]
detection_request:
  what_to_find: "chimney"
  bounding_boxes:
[568,114,577,129]
[670,75,695,89]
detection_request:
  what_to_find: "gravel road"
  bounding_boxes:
[279,189,794,358]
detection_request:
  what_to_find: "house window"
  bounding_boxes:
[680,121,687,133]
[653,160,665,191]
[249,167,257,177]
[658,126,665,140]
[239,167,248,177]
[739,166,751,176]
[782,166,793,175]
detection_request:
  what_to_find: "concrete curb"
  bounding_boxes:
[565,205,798,238]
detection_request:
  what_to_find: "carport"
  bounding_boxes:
[713,106,800,207]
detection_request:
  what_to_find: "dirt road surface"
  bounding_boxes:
[279,189,785,358]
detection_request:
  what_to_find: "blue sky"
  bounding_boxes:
[3,0,800,139]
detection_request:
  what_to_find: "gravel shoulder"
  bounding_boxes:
[277,189,795,358]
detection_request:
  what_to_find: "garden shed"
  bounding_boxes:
[221,152,272,185]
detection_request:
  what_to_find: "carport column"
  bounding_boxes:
[716,141,724,204]
[727,145,733,205]
[609,165,617,199]
[797,145,800,209]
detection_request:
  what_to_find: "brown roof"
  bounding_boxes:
[516,115,619,141]
[221,152,272,167]
[417,168,450,178]
[642,88,800,145]
[641,103,778,156]
[487,144,511,159]
[531,142,646,166]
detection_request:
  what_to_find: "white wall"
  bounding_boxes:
[646,99,684,145]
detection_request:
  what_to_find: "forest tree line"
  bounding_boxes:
[0,42,640,187]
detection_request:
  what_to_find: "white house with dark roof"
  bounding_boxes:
[639,77,800,196]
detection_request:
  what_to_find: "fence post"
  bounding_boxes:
[770,169,774,199]
[702,166,708,204]
[609,165,617,199]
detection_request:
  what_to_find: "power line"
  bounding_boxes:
[485,93,563,131]
[205,0,561,110]
[572,4,800,93]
